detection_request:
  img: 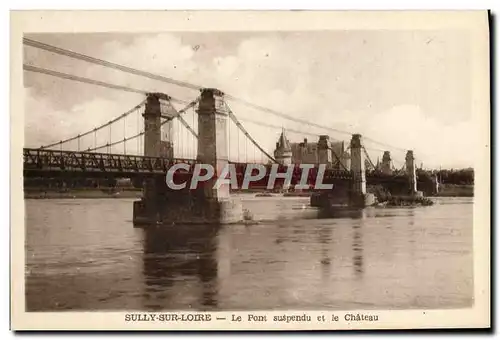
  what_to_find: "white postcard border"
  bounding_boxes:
[10,10,491,330]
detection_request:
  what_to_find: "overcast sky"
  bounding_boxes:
[24,31,473,169]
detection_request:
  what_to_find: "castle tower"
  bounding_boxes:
[273,129,292,165]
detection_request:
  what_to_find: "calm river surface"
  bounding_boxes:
[25,195,473,311]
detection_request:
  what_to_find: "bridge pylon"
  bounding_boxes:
[143,93,166,157]
[381,151,393,175]
[143,92,174,158]
[133,88,243,226]
[405,150,419,196]
[349,134,369,207]
[317,135,333,167]
[196,88,230,200]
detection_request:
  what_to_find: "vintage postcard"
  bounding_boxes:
[10,10,490,330]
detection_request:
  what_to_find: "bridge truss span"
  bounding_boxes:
[23,148,198,176]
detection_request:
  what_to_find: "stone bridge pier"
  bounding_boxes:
[405,150,422,197]
[133,89,243,226]
[310,134,376,209]
[349,134,368,207]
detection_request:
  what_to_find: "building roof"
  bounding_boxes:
[276,129,292,151]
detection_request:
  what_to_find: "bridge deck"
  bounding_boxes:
[23,148,408,185]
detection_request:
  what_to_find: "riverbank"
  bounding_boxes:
[24,189,143,199]
[24,184,473,200]
[435,184,474,197]
[380,195,434,207]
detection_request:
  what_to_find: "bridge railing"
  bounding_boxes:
[25,148,413,184]
[229,162,353,181]
[23,148,198,174]
[24,150,358,179]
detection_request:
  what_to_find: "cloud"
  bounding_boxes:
[23,32,473,169]
[24,33,201,152]
[356,105,475,168]
[24,87,144,153]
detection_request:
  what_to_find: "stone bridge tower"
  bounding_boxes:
[350,134,367,206]
[143,92,174,159]
[405,150,418,195]
[143,93,165,157]
[196,88,230,200]
[133,89,243,225]
[381,151,393,175]
[317,135,333,167]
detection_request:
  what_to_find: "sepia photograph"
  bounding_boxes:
[10,10,490,330]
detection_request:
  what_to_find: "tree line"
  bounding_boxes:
[417,168,474,185]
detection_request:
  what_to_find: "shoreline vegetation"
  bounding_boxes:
[378,195,434,207]
[24,184,473,200]
[24,188,143,199]
[432,184,474,197]
[23,168,474,200]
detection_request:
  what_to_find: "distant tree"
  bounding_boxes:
[418,168,474,185]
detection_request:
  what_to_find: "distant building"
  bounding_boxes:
[273,130,350,169]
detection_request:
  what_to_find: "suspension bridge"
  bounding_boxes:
[22,37,433,225]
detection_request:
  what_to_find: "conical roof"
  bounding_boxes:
[277,128,291,151]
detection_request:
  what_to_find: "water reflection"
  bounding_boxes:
[275,223,287,245]
[141,224,220,310]
[352,224,364,277]
[316,206,367,220]
[408,209,416,259]
[24,197,474,311]
[318,225,332,278]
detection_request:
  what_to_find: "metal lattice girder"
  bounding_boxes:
[23,148,197,175]
[24,148,411,185]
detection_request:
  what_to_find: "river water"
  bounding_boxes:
[24,195,473,311]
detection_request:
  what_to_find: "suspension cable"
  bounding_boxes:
[108,125,112,154]
[228,113,231,161]
[23,40,364,141]
[160,100,198,138]
[26,64,193,106]
[87,131,144,153]
[123,117,127,155]
[237,122,240,163]
[136,108,140,154]
[224,102,278,164]
[24,64,147,95]
[40,99,146,149]
[327,146,348,171]
[362,146,377,170]
[192,106,196,159]
[25,64,194,147]
[24,37,202,91]
[86,101,196,153]
[239,117,338,140]
[24,38,411,156]
[87,118,166,153]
